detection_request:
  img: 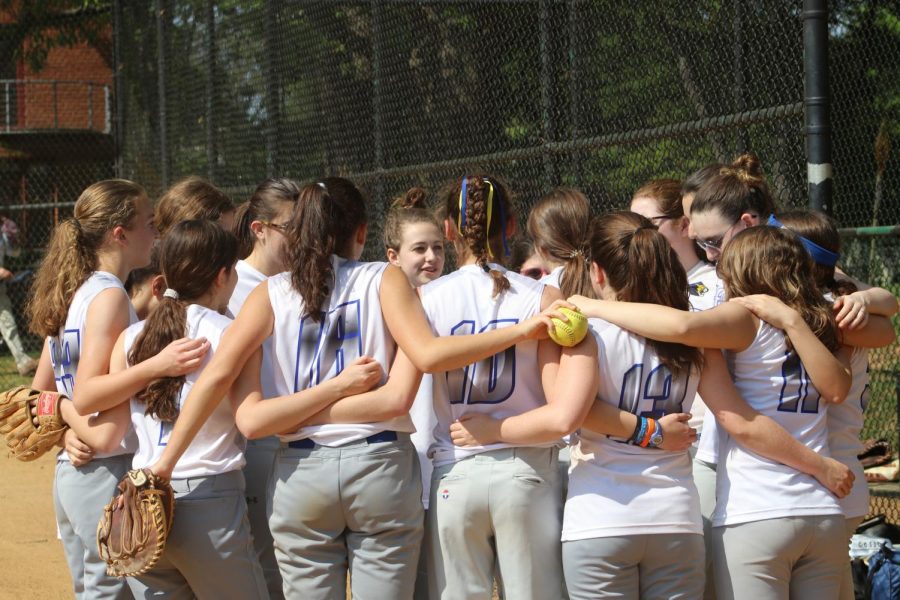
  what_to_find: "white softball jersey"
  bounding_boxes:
[227,259,266,317]
[562,317,702,541]
[228,259,279,401]
[539,266,563,289]
[268,257,413,446]
[829,346,870,518]
[409,373,437,508]
[711,322,842,527]
[686,262,724,451]
[420,264,549,468]
[128,304,245,478]
[50,271,138,461]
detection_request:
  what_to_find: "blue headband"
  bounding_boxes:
[767,215,840,267]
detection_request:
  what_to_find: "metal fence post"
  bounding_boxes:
[568,0,582,188]
[372,0,385,203]
[156,0,170,189]
[802,0,833,215]
[52,81,59,128]
[263,0,281,177]
[88,83,94,130]
[112,0,125,173]
[4,82,9,132]
[206,0,218,183]
[539,0,557,192]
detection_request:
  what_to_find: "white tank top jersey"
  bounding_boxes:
[227,259,279,401]
[409,373,437,508]
[50,271,138,462]
[128,305,246,478]
[686,262,725,450]
[268,256,413,446]
[563,318,702,541]
[227,259,266,317]
[420,264,549,468]
[830,346,870,518]
[820,291,869,518]
[539,265,563,289]
[711,322,842,527]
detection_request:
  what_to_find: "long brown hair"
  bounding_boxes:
[773,210,857,298]
[443,174,512,298]
[287,177,368,321]
[588,211,703,377]
[28,179,147,338]
[233,177,302,259]
[690,153,776,222]
[527,187,593,298]
[155,176,234,237]
[383,187,441,251]
[128,220,238,422]
[718,226,840,351]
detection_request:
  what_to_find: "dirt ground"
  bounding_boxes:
[0,451,72,599]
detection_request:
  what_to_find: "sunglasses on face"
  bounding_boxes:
[695,220,740,252]
[262,221,289,232]
[520,267,548,280]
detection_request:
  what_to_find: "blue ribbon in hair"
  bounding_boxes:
[767,214,840,267]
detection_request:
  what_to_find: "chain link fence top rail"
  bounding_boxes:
[0,2,897,491]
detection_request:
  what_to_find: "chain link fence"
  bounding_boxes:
[0,2,898,514]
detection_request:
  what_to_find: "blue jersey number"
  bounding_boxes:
[446,319,517,405]
[158,421,173,447]
[777,350,820,414]
[294,300,362,391]
[48,328,80,396]
[619,363,689,418]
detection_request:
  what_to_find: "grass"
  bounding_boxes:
[0,354,35,390]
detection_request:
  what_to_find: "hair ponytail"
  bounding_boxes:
[588,211,703,377]
[444,174,512,298]
[128,220,238,422]
[527,187,593,297]
[288,177,368,321]
[232,202,254,259]
[28,179,146,338]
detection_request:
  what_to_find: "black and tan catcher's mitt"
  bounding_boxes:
[97,468,175,577]
[0,386,68,461]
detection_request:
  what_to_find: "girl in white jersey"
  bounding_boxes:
[631,177,721,599]
[26,180,157,600]
[382,187,446,600]
[73,220,268,598]
[228,177,302,600]
[735,210,898,600]
[571,225,854,600]
[420,174,601,600]
[454,211,854,599]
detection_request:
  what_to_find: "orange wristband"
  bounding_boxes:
[640,418,656,448]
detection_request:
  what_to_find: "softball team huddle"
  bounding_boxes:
[26,154,897,600]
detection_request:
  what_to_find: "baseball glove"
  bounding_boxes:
[97,468,175,577]
[0,386,68,461]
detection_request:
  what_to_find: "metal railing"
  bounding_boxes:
[0,79,111,134]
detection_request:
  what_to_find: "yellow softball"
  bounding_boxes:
[548,307,589,347]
